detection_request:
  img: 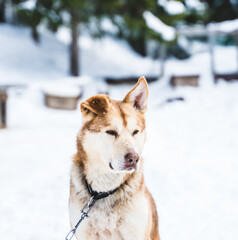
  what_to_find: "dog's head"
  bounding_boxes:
[79,77,148,173]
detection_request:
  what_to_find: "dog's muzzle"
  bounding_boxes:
[123,152,139,171]
[109,151,139,171]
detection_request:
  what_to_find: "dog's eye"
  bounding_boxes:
[106,130,118,137]
[132,130,139,136]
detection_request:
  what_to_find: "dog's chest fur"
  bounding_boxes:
[69,164,149,240]
[69,192,149,240]
[87,198,119,232]
[69,199,117,237]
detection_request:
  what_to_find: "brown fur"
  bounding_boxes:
[69,77,160,240]
[146,188,160,240]
[81,94,111,116]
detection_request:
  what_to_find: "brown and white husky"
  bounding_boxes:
[69,77,160,240]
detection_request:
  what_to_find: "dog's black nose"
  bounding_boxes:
[124,152,139,165]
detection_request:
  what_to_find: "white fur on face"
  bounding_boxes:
[82,114,146,173]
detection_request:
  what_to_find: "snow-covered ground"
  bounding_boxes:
[0,24,159,83]
[0,23,238,240]
[1,23,237,84]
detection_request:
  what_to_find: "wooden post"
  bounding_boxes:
[235,32,238,75]
[0,89,7,129]
[70,9,79,76]
[208,32,216,83]
[159,44,166,78]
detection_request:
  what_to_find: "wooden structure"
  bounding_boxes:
[214,73,238,82]
[105,76,158,85]
[209,30,238,83]
[0,84,27,129]
[166,97,184,103]
[0,89,7,129]
[177,21,238,83]
[44,92,82,110]
[170,75,199,87]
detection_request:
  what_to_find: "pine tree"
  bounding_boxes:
[14,0,91,76]
[203,0,238,23]
[105,0,191,58]
[13,0,229,76]
[0,0,6,22]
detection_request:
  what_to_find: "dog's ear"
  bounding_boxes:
[80,95,111,119]
[123,76,149,114]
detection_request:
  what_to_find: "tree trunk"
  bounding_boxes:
[0,0,6,22]
[159,44,166,78]
[32,26,40,43]
[70,9,79,76]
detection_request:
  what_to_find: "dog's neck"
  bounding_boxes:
[83,156,128,193]
[76,140,129,193]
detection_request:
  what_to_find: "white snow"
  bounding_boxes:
[43,86,81,97]
[208,19,238,33]
[160,0,185,15]
[100,18,119,34]
[185,0,205,10]
[143,11,176,41]
[42,77,91,97]
[1,23,237,84]
[0,23,238,240]
[0,24,160,83]
[165,45,238,76]
[56,27,71,44]
[19,0,36,10]
[145,80,238,240]
[0,24,68,82]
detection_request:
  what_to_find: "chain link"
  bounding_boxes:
[65,196,96,240]
[65,179,120,240]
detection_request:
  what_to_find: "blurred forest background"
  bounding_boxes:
[0,0,237,76]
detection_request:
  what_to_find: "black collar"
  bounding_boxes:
[84,177,120,200]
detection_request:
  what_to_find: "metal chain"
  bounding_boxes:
[65,179,120,240]
[65,196,96,240]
